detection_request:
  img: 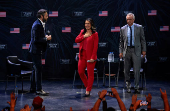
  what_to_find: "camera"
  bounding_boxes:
[140,101,148,106]
[106,91,113,96]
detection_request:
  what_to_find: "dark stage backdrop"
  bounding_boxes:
[0,0,170,80]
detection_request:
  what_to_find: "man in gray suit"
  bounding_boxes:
[119,13,146,94]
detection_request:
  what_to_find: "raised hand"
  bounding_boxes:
[133,100,142,110]
[99,90,107,99]
[41,106,45,111]
[160,88,168,100]
[132,94,137,105]
[24,104,31,111]
[20,108,26,111]
[98,91,106,101]
[110,88,119,98]
[160,88,170,111]
[20,104,32,111]
[145,93,152,102]
[70,107,73,111]
[7,92,17,108]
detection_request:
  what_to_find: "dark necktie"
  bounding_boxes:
[130,26,132,47]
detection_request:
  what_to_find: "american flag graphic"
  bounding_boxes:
[99,11,108,16]
[160,26,169,31]
[22,44,30,49]
[10,28,20,33]
[0,11,6,17]
[148,10,157,16]
[42,59,45,65]
[49,11,58,17]
[62,27,71,33]
[73,43,80,48]
[111,27,120,32]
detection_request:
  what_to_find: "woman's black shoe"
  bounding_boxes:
[83,93,90,97]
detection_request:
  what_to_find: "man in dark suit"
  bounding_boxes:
[29,9,51,95]
[119,13,146,94]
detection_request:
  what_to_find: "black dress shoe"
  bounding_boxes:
[36,90,49,96]
[134,89,140,94]
[83,92,90,97]
[83,93,90,97]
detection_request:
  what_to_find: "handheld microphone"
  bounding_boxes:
[87,60,97,62]
[47,30,50,36]
[46,30,51,44]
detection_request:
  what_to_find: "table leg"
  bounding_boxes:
[109,62,110,87]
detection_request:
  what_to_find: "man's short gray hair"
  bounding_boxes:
[126,13,135,19]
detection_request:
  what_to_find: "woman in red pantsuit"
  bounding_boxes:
[75,18,99,97]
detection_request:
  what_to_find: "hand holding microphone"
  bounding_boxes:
[45,30,52,40]
[87,59,96,62]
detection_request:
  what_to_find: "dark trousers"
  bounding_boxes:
[30,53,42,91]
[124,47,141,89]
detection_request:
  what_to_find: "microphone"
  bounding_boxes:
[87,60,97,62]
[47,30,50,36]
[46,30,51,44]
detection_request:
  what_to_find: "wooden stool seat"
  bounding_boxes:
[105,74,116,76]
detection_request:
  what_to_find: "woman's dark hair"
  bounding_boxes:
[83,18,96,34]
[37,9,47,18]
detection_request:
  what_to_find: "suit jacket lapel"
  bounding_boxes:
[37,19,46,35]
[124,25,128,51]
[37,19,43,25]
[134,23,137,42]
[125,25,128,38]
[124,25,128,45]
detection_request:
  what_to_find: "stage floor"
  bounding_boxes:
[0,77,170,111]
